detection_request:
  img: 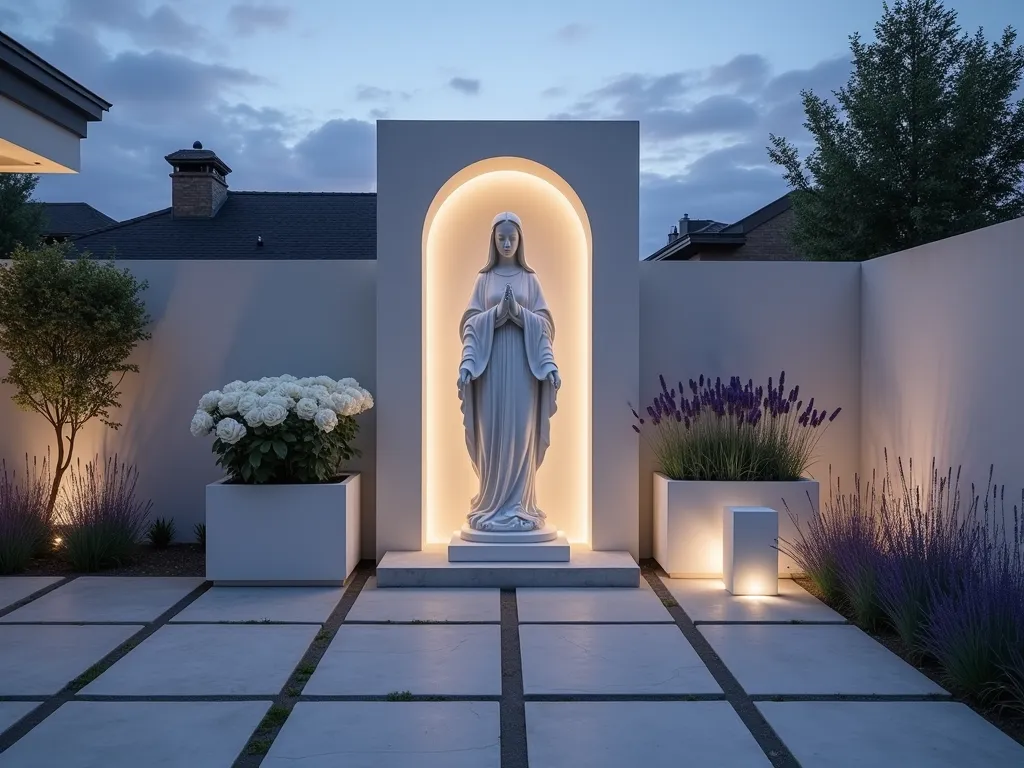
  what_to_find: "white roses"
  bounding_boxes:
[190,410,214,436]
[215,417,246,444]
[314,408,338,433]
[191,375,374,440]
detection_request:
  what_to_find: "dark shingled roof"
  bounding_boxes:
[72,191,377,260]
[34,202,117,238]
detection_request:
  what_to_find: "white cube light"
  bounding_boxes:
[723,506,779,596]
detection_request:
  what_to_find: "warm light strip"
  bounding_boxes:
[423,166,592,546]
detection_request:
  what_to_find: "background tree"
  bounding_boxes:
[0,243,151,515]
[0,174,45,258]
[769,0,1024,261]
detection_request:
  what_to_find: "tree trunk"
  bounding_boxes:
[46,423,69,519]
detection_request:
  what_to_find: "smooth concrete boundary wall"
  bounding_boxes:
[0,260,378,554]
[862,217,1024,517]
[639,261,862,559]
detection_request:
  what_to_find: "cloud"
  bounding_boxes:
[545,53,851,254]
[448,77,481,96]
[26,23,374,221]
[541,86,567,99]
[64,0,209,51]
[705,54,771,94]
[0,6,22,28]
[226,2,291,36]
[555,23,588,43]
[355,85,411,102]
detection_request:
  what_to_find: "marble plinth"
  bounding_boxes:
[459,523,558,543]
[448,532,570,562]
[378,544,639,588]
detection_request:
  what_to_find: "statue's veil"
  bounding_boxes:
[480,211,535,273]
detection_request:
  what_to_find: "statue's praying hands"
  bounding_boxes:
[498,283,521,325]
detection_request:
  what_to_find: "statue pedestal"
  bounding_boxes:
[448,524,569,563]
[459,523,557,543]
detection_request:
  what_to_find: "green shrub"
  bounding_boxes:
[146,517,175,549]
[193,521,206,548]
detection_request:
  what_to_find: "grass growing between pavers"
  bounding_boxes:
[230,562,374,768]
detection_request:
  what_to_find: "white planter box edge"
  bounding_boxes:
[653,473,819,578]
[206,473,361,586]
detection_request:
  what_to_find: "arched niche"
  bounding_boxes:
[421,158,593,545]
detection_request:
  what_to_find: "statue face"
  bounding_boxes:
[493,221,520,259]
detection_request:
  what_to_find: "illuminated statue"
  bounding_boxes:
[457,212,560,536]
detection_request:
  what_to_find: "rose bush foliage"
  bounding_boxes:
[191,375,373,484]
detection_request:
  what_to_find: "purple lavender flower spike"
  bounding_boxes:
[829,407,841,422]
[631,407,640,420]
[632,424,640,433]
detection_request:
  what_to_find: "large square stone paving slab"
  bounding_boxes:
[82,624,318,696]
[699,624,947,695]
[0,702,38,736]
[305,625,501,696]
[527,701,770,767]
[665,578,845,623]
[0,701,269,768]
[517,581,672,623]
[346,577,499,622]
[0,624,140,695]
[264,702,500,768]
[758,701,1024,767]
[520,624,720,695]
[171,586,343,623]
[0,577,204,623]
[0,577,62,611]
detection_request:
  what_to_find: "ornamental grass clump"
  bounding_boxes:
[0,455,51,574]
[191,375,374,484]
[633,371,840,481]
[60,455,151,572]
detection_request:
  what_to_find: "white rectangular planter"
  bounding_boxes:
[653,474,819,578]
[206,474,361,586]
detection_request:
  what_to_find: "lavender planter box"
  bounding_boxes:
[206,474,360,585]
[653,473,818,578]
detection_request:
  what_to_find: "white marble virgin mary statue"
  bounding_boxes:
[458,212,561,536]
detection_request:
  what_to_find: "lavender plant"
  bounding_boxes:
[0,455,51,574]
[778,469,881,612]
[876,456,985,655]
[60,455,151,572]
[633,371,840,482]
[922,484,1024,702]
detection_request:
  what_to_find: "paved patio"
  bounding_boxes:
[0,571,1022,767]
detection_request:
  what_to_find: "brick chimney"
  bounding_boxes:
[164,141,231,218]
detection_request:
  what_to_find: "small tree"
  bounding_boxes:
[0,174,45,258]
[769,0,1024,261]
[0,243,151,515]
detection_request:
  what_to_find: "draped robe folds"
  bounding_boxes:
[459,269,558,532]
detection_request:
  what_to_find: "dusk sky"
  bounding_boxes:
[2,0,1022,255]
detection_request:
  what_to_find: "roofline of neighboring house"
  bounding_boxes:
[644,192,793,262]
[0,31,110,138]
[721,192,793,235]
[72,208,173,243]
[644,232,746,261]
[71,191,379,243]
